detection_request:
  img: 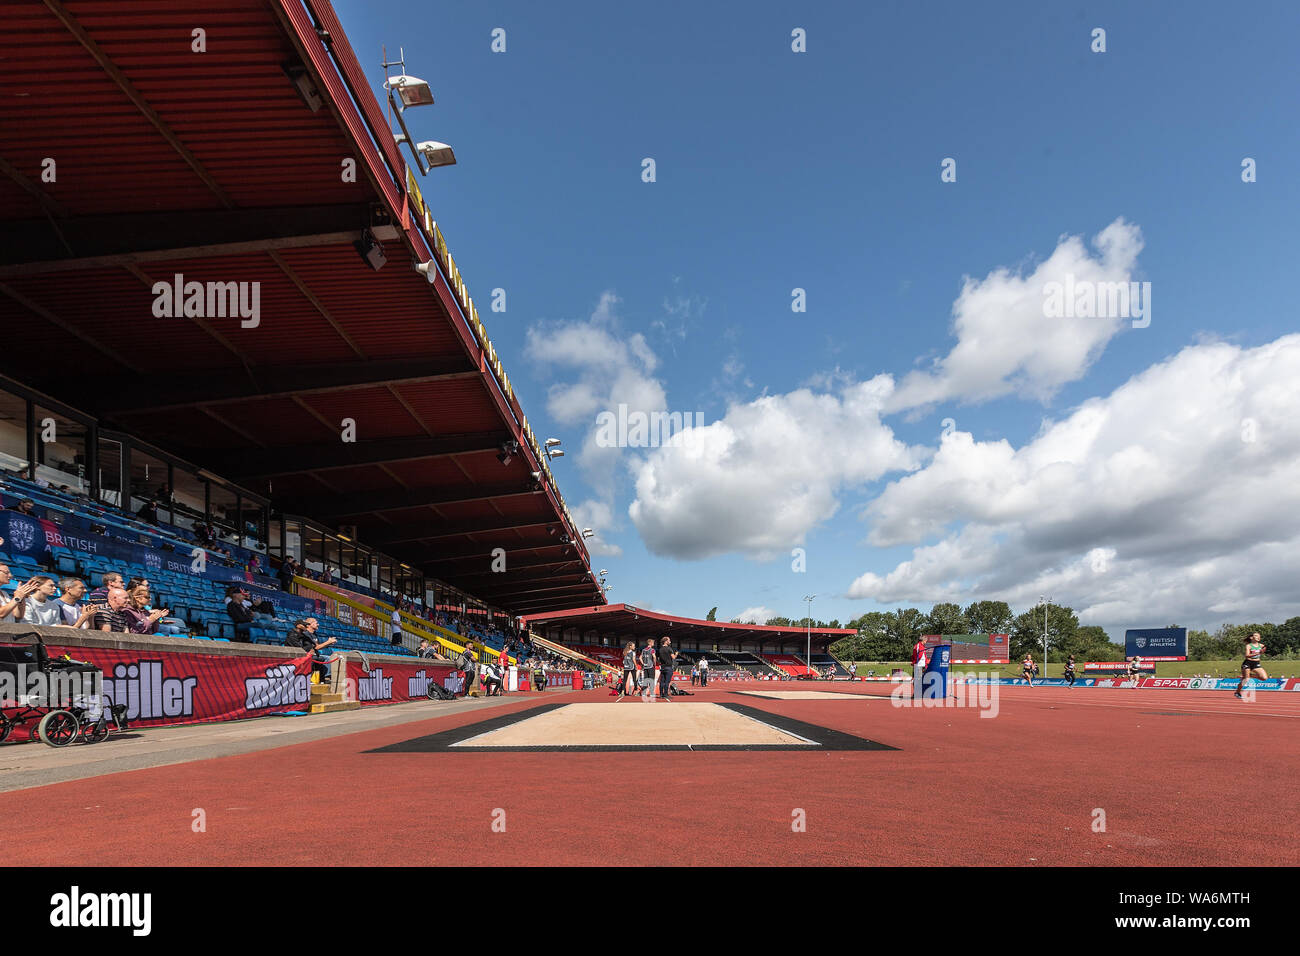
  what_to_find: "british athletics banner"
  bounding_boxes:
[345,659,458,705]
[1124,627,1187,660]
[45,643,316,727]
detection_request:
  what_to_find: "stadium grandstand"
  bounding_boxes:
[0,0,603,682]
[522,604,856,678]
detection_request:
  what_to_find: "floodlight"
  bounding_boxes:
[416,140,456,168]
[387,74,433,108]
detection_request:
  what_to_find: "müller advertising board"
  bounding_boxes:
[344,659,458,704]
[36,643,317,730]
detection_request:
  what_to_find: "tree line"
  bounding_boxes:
[817,601,1300,663]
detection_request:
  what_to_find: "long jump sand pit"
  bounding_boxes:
[369,701,897,752]
[455,702,810,748]
[733,690,874,701]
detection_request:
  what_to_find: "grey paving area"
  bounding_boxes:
[0,693,546,793]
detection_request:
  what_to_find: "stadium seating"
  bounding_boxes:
[810,654,851,677]
[1,474,411,657]
[761,654,817,677]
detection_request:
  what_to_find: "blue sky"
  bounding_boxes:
[337,0,1300,635]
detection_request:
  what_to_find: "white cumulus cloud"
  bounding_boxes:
[850,334,1300,631]
[888,218,1146,412]
[628,376,923,560]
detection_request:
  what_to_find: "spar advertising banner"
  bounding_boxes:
[1124,627,1187,661]
[44,643,316,727]
[957,676,1296,691]
[345,659,457,705]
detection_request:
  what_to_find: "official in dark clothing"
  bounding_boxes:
[657,637,676,700]
[456,643,478,696]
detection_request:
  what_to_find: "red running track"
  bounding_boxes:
[7,681,1299,866]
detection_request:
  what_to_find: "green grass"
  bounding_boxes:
[841,660,1299,679]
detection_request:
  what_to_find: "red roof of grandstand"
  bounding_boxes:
[522,604,855,650]
[0,0,600,614]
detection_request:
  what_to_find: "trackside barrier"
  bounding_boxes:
[956,676,1299,691]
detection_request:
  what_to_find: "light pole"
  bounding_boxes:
[803,595,815,678]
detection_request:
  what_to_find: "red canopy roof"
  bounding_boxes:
[522,604,855,650]
[0,0,601,614]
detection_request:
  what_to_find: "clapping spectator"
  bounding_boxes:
[0,571,42,623]
[121,582,172,634]
[55,576,88,627]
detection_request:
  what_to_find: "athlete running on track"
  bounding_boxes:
[1022,654,1035,686]
[1128,655,1142,687]
[1064,654,1076,687]
[1235,633,1267,699]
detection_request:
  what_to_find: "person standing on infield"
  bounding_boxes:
[640,637,659,701]
[1236,633,1268,699]
[658,636,676,700]
[699,655,709,687]
[620,640,637,699]
[912,637,928,697]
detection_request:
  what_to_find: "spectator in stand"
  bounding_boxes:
[87,572,124,604]
[224,585,255,642]
[55,577,88,627]
[92,587,133,633]
[277,555,298,592]
[390,606,403,647]
[136,499,160,525]
[286,618,336,684]
[20,575,65,626]
[0,567,40,622]
[15,498,36,516]
[122,583,172,635]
